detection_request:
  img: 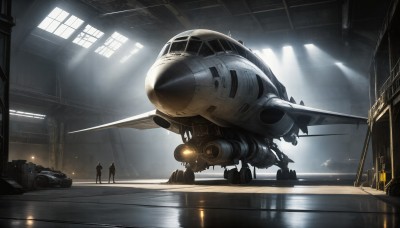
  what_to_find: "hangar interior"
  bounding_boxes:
[1,0,400,227]
[1,0,399,185]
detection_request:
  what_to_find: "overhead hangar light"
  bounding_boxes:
[95,32,128,58]
[335,61,343,66]
[283,45,293,51]
[10,110,46,120]
[73,24,104,48]
[37,7,84,39]
[304,43,315,48]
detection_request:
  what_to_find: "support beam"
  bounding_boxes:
[163,0,192,30]
[243,0,264,31]
[282,0,295,30]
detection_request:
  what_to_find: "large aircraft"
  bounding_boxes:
[71,29,367,184]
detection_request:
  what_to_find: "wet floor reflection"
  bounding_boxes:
[0,178,399,227]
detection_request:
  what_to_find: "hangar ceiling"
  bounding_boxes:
[78,0,389,45]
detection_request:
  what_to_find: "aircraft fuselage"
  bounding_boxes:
[145,29,296,140]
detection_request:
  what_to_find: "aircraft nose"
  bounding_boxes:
[146,61,195,112]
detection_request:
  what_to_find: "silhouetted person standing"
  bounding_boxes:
[109,162,116,183]
[96,162,103,184]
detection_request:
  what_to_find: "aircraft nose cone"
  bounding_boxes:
[146,61,195,112]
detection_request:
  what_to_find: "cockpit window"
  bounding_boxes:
[174,36,188,41]
[186,40,202,54]
[208,40,224,52]
[158,43,170,57]
[219,39,232,51]
[170,41,187,53]
[199,43,214,57]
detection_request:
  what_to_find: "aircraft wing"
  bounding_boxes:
[269,98,367,126]
[69,110,161,134]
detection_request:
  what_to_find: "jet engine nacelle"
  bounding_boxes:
[202,139,247,165]
[246,137,276,169]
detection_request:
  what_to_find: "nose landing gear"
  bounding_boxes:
[168,168,195,184]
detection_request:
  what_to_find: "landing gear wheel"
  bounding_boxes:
[227,168,240,184]
[223,169,228,179]
[176,170,185,183]
[240,167,252,184]
[289,170,297,180]
[184,168,195,184]
[277,170,283,180]
[276,169,297,180]
[168,170,178,183]
[168,169,195,184]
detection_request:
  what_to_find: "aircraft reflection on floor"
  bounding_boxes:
[0,175,398,227]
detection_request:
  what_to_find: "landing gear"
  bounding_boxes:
[168,168,195,184]
[224,164,253,184]
[240,166,252,184]
[276,169,297,180]
[269,141,297,181]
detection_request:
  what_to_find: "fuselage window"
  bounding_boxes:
[199,43,214,57]
[186,40,202,54]
[170,41,187,53]
[209,67,219,78]
[208,40,224,52]
[158,43,170,57]
[229,70,238,98]
[219,39,232,51]
[256,74,264,99]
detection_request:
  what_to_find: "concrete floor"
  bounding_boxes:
[0,174,399,227]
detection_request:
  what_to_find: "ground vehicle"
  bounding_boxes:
[35,170,72,188]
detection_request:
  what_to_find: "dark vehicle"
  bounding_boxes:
[35,170,72,188]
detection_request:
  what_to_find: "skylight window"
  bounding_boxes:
[10,110,46,120]
[73,24,104,48]
[95,32,128,58]
[37,7,84,39]
[120,42,144,63]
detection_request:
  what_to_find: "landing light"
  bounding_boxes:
[182,148,194,156]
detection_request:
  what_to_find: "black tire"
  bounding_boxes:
[291,170,297,180]
[227,169,240,184]
[240,168,252,184]
[277,169,282,180]
[223,169,228,179]
[35,176,49,188]
[176,170,185,183]
[168,170,178,183]
[184,169,195,184]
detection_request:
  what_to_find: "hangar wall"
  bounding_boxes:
[0,0,12,176]
[368,0,400,196]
